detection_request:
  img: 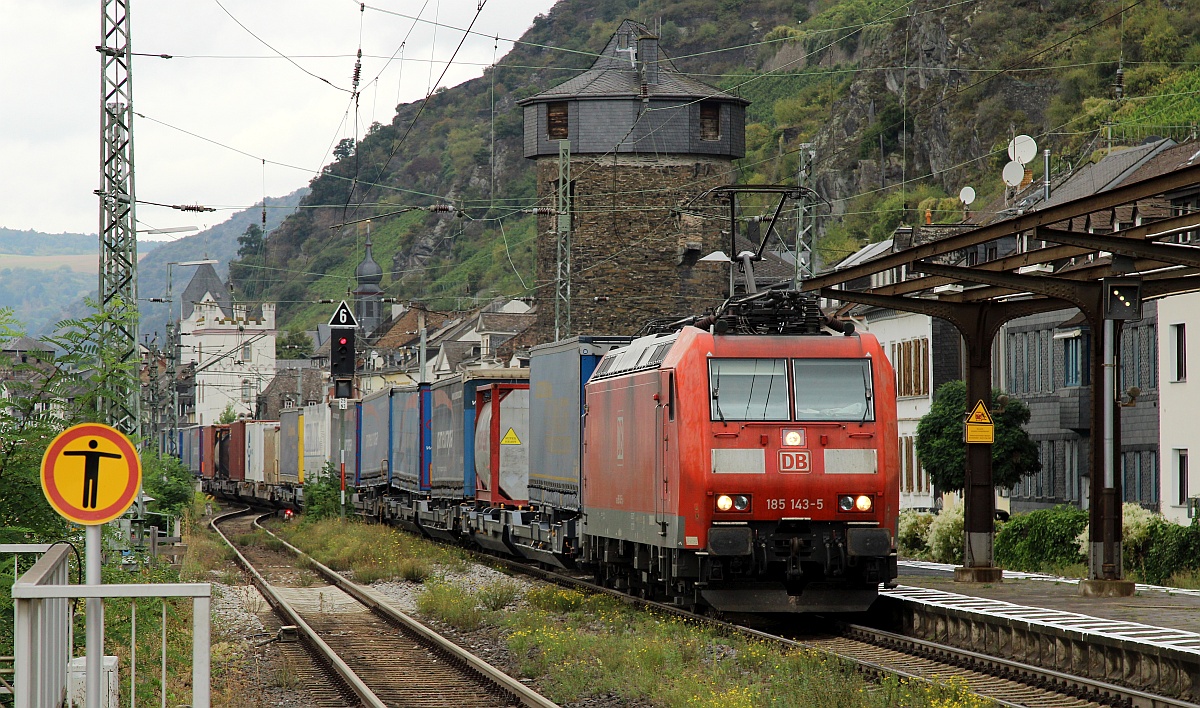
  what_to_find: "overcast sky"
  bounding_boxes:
[2,0,557,238]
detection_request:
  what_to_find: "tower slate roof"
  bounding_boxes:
[355,234,383,289]
[517,20,747,105]
[180,263,231,318]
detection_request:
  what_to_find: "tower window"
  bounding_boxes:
[547,102,568,139]
[700,103,721,141]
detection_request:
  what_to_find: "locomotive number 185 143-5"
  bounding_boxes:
[765,497,824,511]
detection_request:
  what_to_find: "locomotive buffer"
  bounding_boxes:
[329,301,357,518]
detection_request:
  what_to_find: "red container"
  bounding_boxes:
[214,421,247,482]
[199,426,215,479]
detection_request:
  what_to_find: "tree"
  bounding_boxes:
[333,138,355,160]
[237,223,264,259]
[915,380,1041,493]
[276,330,313,360]
[218,403,238,424]
[0,301,140,542]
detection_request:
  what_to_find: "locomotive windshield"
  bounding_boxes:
[709,358,790,421]
[793,359,874,421]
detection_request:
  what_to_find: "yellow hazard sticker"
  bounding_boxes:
[966,400,994,425]
[500,428,522,445]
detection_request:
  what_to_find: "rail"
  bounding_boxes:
[10,545,212,708]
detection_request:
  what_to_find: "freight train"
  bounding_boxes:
[176,291,900,613]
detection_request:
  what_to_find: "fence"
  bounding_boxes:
[9,545,211,708]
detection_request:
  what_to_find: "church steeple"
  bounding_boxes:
[354,230,384,336]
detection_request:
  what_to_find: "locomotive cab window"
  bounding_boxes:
[793,359,874,421]
[709,358,789,421]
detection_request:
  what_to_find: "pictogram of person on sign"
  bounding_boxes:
[63,439,123,509]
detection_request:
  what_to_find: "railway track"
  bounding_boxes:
[211,508,558,708]
[219,501,1196,707]
[442,542,1194,708]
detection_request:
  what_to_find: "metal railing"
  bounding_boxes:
[2,545,55,701]
[10,545,212,708]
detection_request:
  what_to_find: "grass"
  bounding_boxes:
[276,518,995,707]
[270,517,466,583]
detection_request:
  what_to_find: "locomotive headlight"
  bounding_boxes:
[838,494,874,512]
[732,494,751,511]
[782,429,805,447]
[716,494,735,511]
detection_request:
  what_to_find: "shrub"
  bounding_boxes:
[1139,518,1200,585]
[897,510,935,557]
[995,505,1087,572]
[926,502,964,564]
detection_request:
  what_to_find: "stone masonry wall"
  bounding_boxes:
[531,154,734,342]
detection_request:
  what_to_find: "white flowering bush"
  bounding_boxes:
[927,501,965,564]
[1075,502,1160,568]
[897,510,936,557]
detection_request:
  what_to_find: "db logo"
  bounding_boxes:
[779,450,811,473]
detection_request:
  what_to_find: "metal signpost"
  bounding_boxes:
[329,301,358,519]
[40,423,142,708]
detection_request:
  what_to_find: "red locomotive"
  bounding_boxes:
[580,297,898,612]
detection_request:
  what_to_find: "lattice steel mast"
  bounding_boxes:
[97,0,140,436]
[554,139,572,340]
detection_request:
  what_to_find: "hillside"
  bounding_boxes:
[137,188,307,339]
[239,0,1200,331]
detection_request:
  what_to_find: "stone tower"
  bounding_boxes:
[354,232,384,336]
[519,20,747,340]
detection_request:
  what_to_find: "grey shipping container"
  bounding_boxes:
[359,388,391,486]
[328,400,359,483]
[529,337,631,509]
[279,408,301,484]
[430,369,529,500]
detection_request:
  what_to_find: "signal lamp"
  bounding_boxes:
[716,495,734,512]
[1102,277,1142,321]
[855,495,873,512]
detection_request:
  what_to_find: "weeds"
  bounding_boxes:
[415,581,484,630]
[477,580,522,611]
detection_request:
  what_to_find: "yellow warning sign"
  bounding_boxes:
[964,424,995,444]
[41,423,142,525]
[966,400,993,425]
[500,428,522,445]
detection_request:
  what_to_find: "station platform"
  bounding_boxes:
[879,560,1200,700]
[896,559,1200,637]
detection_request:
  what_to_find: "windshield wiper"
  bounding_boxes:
[860,361,872,424]
[713,366,727,424]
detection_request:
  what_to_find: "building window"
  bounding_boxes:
[242,343,252,363]
[1171,323,1186,381]
[699,102,721,141]
[891,338,929,397]
[1177,449,1190,506]
[547,102,568,139]
[242,379,252,403]
[1063,334,1089,387]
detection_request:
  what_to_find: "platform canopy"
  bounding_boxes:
[801,161,1200,584]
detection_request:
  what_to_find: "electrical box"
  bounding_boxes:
[69,656,119,708]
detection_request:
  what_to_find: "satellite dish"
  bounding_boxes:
[1002,160,1025,187]
[1008,134,1037,165]
[958,186,976,205]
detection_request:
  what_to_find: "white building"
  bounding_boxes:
[1157,291,1198,524]
[177,264,276,425]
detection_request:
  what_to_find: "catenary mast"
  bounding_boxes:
[97,0,140,436]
